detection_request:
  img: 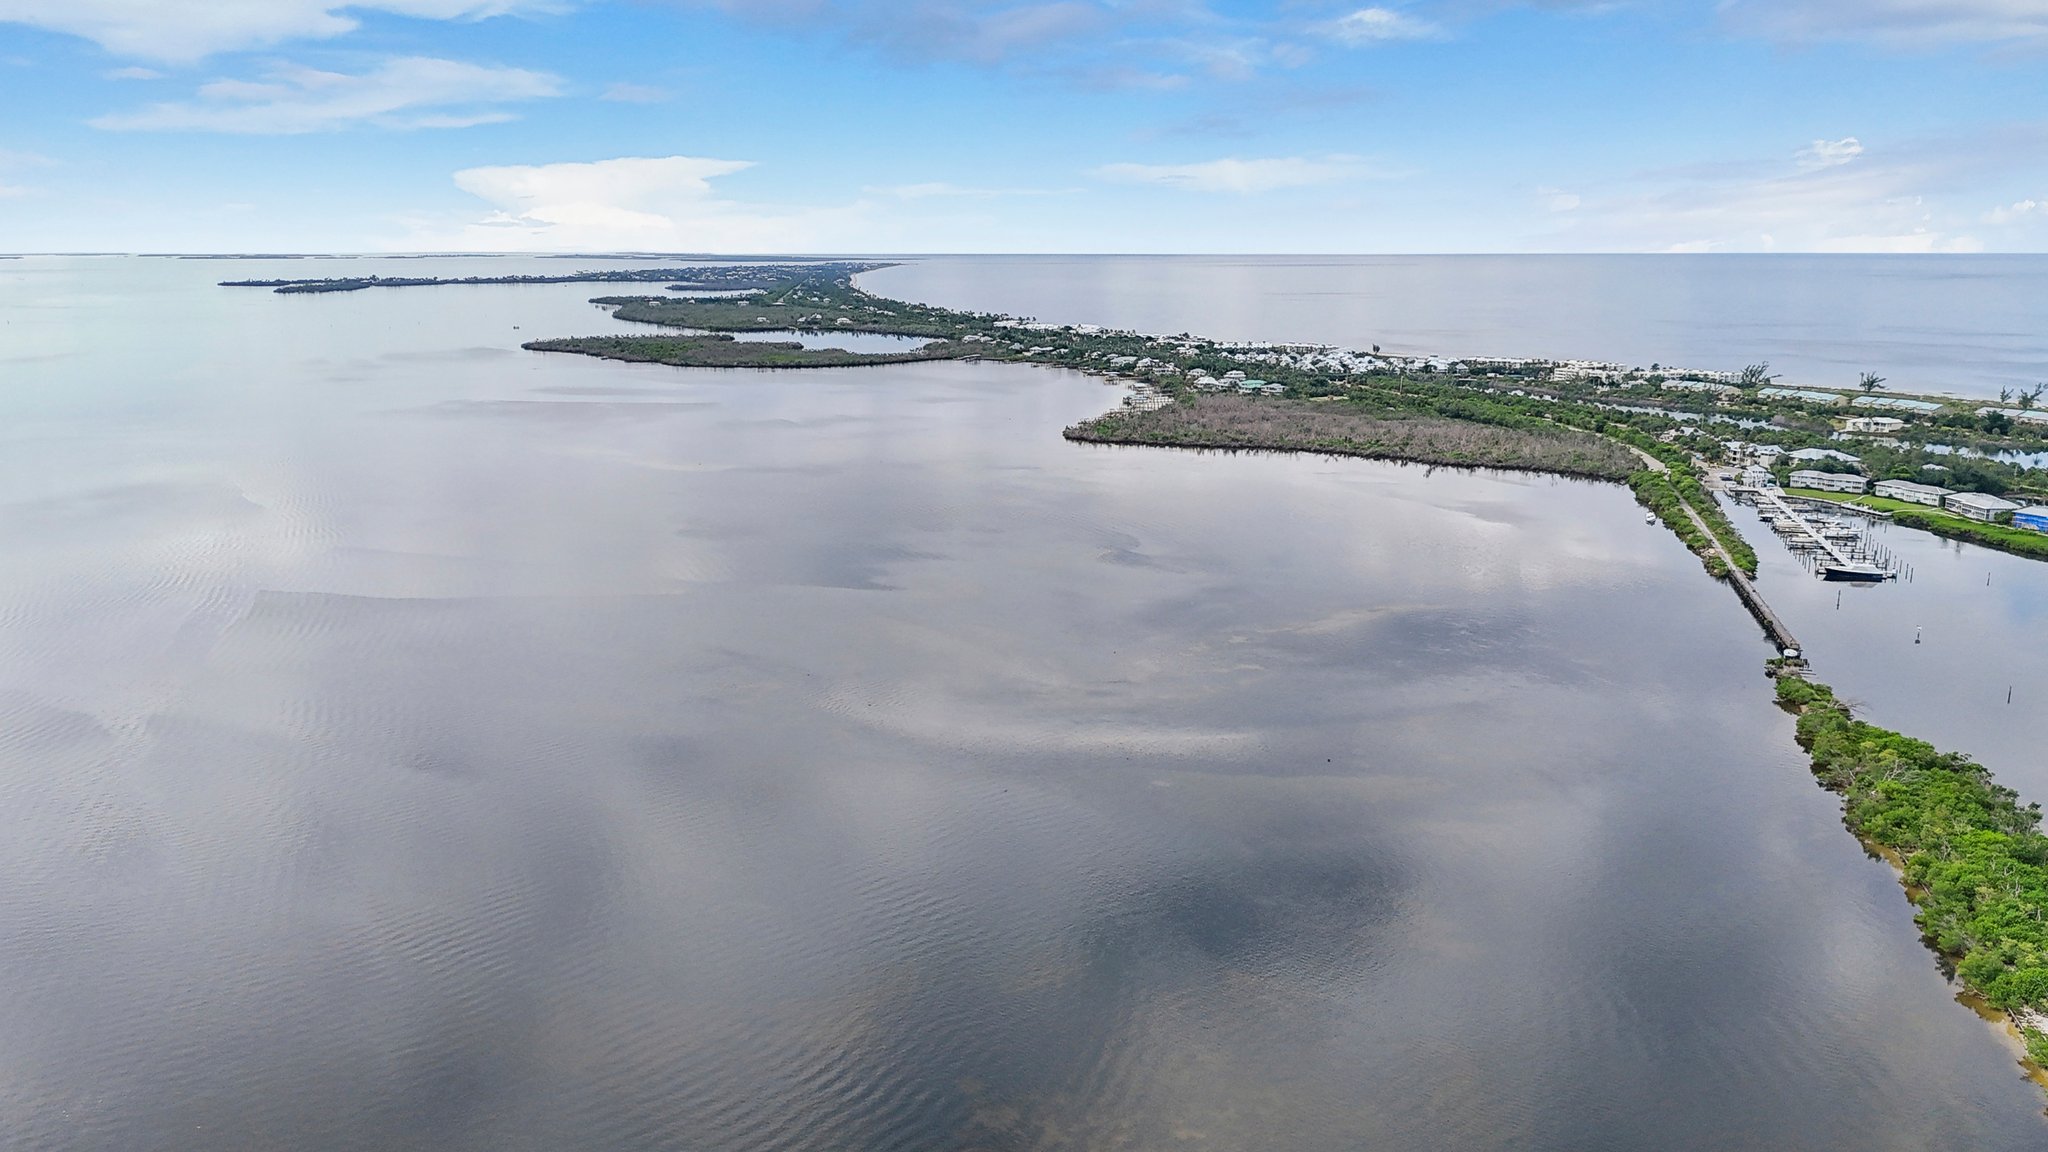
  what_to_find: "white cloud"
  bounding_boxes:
[1720,0,2048,46]
[1327,6,1444,44]
[90,57,560,134]
[1093,155,1388,193]
[1984,197,2047,223]
[400,154,865,252]
[1538,136,1983,252]
[103,65,163,80]
[1796,136,1864,169]
[681,0,1109,64]
[600,82,671,103]
[0,0,557,62]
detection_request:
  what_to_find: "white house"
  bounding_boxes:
[1758,387,1843,405]
[1843,416,1907,434]
[1790,447,1861,465]
[1789,469,1868,494]
[1873,479,1951,506]
[1943,491,2020,522]
[1977,406,2048,426]
[1854,396,1942,413]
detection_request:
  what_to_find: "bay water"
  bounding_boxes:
[2,255,2045,1149]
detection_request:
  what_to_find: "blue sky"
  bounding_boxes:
[3,1,2048,252]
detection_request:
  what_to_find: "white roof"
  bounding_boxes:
[1875,479,1951,496]
[1944,491,2020,511]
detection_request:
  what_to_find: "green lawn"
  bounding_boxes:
[1779,488,2048,561]
[1783,488,1952,516]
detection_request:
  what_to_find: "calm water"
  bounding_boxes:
[865,255,2048,400]
[3,255,2047,1149]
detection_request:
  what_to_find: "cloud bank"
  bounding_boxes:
[91,57,560,133]
[409,154,859,251]
[0,0,555,61]
[1719,0,2048,46]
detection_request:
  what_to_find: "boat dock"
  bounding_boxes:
[1729,484,1897,582]
[1752,488,1857,568]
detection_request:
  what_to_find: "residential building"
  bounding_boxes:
[1943,491,2020,522]
[1790,447,1861,464]
[1976,406,2048,426]
[1873,479,1950,506]
[2013,507,2048,534]
[1758,387,1843,404]
[1789,469,1867,494]
[1853,396,1943,413]
[1843,416,1907,434]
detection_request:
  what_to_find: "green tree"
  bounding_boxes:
[1858,371,1886,394]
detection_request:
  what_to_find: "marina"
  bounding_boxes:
[1730,484,1901,582]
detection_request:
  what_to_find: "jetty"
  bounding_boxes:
[1723,561,1801,657]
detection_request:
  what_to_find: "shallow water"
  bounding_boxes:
[2,256,2046,1149]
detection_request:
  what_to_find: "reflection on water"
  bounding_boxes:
[1,256,2046,1150]
[1723,498,2048,795]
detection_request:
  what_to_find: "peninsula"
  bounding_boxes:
[225,258,2048,1097]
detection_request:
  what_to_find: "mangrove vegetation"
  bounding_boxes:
[1063,393,1643,480]
[1778,676,2048,1077]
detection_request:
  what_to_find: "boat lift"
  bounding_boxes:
[1745,488,1893,581]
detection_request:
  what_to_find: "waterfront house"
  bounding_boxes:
[1943,491,2020,522]
[1843,416,1907,434]
[1853,396,1943,413]
[1976,406,2048,426]
[1758,387,1843,404]
[2013,507,2048,534]
[1873,479,1950,506]
[1789,469,1868,494]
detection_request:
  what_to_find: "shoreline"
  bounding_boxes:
[222,260,2048,1103]
[1778,678,2048,1098]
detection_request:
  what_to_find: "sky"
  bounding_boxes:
[3,1,2048,253]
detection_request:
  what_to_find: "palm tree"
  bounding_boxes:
[2000,387,2015,405]
[2021,384,2046,411]
[1858,371,1886,394]
[1739,362,1779,389]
